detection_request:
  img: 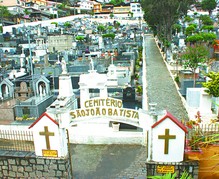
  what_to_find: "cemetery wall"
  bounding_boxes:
[0,152,72,178]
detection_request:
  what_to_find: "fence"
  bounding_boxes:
[0,129,34,152]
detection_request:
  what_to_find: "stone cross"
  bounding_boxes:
[158,128,176,154]
[39,126,54,150]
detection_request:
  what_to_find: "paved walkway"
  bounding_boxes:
[145,35,188,120]
[71,144,147,179]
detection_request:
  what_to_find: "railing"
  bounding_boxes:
[186,123,219,147]
[0,129,34,152]
[189,124,219,136]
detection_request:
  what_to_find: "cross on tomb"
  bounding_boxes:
[39,126,54,150]
[158,128,176,154]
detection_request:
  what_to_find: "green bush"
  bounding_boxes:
[22,114,29,120]
[174,76,180,84]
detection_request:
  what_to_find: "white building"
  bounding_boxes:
[77,0,94,11]
[130,3,144,18]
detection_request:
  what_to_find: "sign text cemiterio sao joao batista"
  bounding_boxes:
[70,98,139,120]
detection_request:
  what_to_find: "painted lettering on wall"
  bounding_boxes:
[70,98,139,120]
[84,98,123,108]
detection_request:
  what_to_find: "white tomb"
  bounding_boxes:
[107,57,118,87]
[79,68,108,108]
[186,88,212,118]
[46,62,77,128]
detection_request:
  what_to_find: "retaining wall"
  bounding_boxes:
[0,151,72,178]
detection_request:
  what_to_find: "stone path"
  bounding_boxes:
[71,144,147,179]
[145,35,188,120]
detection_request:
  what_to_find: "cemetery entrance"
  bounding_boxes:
[68,97,151,144]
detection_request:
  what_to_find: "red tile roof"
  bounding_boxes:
[152,111,188,133]
[29,112,59,129]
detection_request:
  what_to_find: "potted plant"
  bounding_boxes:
[184,117,219,165]
[147,171,192,179]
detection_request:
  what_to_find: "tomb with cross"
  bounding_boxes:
[148,111,187,162]
[29,112,68,158]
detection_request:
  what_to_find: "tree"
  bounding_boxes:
[51,22,58,27]
[201,0,217,16]
[75,36,85,41]
[97,25,105,34]
[184,15,194,23]
[203,71,219,97]
[181,45,209,87]
[185,24,197,36]
[141,0,194,51]
[128,11,134,18]
[102,33,115,40]
[186,32,216,44]
[102,33,115,46]
[113,21,120,30]
[23,9,30,15]
[186,34,204,43]
[201,25,214,31]
[0,5,12,23]
[109,0,124,6]
[0,25,2,33]
[110,13,114,19]
[90,11,94,17]
[172,24,182,35]
[107,26,113,33]
[199,15,213,26]
[64,21,72,28]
